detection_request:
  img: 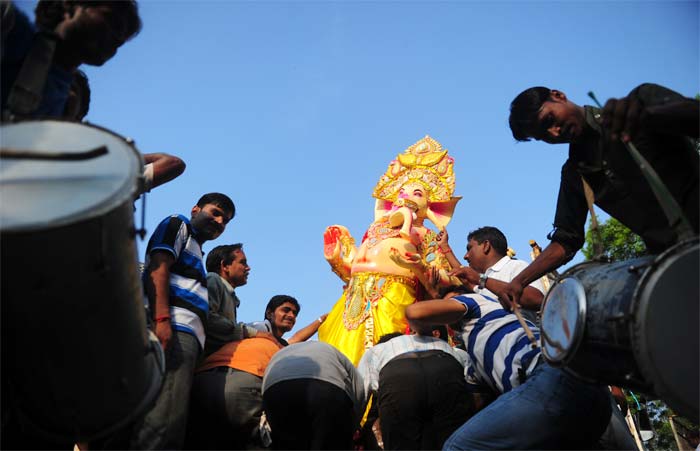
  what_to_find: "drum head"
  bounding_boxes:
[634,239,699,421]
[0,121,142,232]
[540,277,587,365]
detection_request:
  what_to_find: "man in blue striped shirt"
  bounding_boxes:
[132,192,235,450]
[406,289,611,450]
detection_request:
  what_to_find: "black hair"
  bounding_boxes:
[265,295,300,320]
[63,69,90,120]
[467,226,508,256]
[438,284,470,298]
[35,1,141,40]
[508,86,551,141]
[197,192,235,219]
[205,243,243,273]
[377,332,404,344]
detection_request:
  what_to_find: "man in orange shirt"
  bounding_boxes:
[186,295,325,449]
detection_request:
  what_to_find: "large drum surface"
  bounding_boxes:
[540,239,698,421]
[1,121,163,441]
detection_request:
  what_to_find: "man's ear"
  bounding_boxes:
[483,240,492,254]
[191,205,201,217]
[550,90,567,102]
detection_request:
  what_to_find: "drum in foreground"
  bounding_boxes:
[540,239,698,421]
[1,121,164,441]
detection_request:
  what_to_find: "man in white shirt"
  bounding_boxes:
[440,226,544,323]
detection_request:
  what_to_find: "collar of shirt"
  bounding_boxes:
[220,276,235,295]
[209,272,235,295]
[571,106,605,172]
[485,255,511,277]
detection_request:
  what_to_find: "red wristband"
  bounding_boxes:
[155,315,171,323]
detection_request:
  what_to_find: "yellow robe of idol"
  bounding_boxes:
[318,272,418,366]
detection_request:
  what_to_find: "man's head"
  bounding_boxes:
[264,295,300,337]
[190,193,235,242]
[465,226,508,273]
[63,69,90,120]
[205,243,249,287]
[35,1,141,67]
[509,87,586,144]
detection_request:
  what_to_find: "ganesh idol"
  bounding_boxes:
[318,135,461,365]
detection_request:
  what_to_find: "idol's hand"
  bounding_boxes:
[323,226,343,260]
[389,247,423,269]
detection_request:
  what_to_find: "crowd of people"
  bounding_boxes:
[1,1,698,450]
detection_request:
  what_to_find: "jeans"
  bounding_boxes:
[186,367,263,450]
[443,363,611,450]
[130,330,201,450]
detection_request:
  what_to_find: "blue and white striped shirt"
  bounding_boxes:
[144,214,208,348]
[453,294,541,394]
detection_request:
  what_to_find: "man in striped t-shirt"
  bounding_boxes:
[406,290,611,450]
[131,192,235,450]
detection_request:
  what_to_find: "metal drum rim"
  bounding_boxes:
[0,120,144,233]
[541,275,587,365]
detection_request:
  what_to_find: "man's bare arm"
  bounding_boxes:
[288,313,328,344]
[500,241,567,310]
[145,250,176,350]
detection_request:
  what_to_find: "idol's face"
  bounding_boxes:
[398,182,429,215]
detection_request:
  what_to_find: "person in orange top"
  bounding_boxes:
[185,295,326,450]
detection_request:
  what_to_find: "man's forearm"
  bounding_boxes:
[645,100,700,138]
[288,317,324,344]
[512,241,568,288]
[150,267,171,319]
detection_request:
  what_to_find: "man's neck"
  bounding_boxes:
[477,254,505,273]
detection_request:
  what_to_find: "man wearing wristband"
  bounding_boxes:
[438,226,544,323]
[132,192,235,450]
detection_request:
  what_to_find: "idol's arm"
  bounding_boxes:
[323,225,356,283]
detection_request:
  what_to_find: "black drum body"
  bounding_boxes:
[540,239,699,421]
[0,121,164,442]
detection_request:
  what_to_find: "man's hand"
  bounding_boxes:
[602,93,646,144]
[499,280,524,312]
[155,320,173,350]
[435,228,449,250]
[448,266,479,286]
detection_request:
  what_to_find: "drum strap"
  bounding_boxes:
[581,176,605,258]
[4,31,58,120]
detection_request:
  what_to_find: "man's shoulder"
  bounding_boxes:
[155,213,189,229]
[630,83,685,103]
[206,271,223,283]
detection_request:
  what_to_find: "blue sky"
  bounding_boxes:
[16,0,699,335]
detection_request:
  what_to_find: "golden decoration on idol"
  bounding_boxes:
[318,135,461,365]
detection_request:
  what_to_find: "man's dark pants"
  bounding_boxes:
[377,350,474,450]
[263,379,355,450]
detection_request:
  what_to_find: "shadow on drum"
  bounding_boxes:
[1,121,164,444]
[540,238,699,422]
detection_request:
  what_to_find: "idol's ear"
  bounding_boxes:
[374,199,394,221]
[425,196,462,230]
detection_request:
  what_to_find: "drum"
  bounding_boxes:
[540,238,699,421]
[0,121,164,442]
